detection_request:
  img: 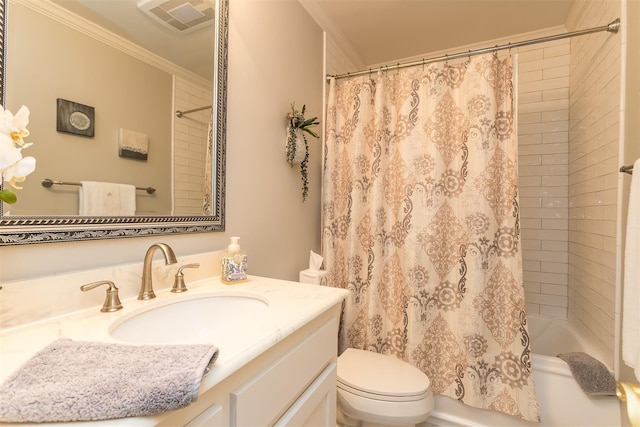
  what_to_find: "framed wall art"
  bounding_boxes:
[56,98,95,137]
[118,128,149,161]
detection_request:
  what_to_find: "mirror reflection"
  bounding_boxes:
[5,0,215,217]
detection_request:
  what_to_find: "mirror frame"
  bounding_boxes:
[0,0,227,245]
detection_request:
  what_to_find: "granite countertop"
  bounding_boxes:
[0,275,349,426]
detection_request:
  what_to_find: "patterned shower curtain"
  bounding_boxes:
[322,53,539,422]
[203,118,213,216]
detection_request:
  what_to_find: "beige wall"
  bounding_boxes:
[566,0,622,368]
[224,0,324,279]
[6,3,173,216]
[0,1,324,284]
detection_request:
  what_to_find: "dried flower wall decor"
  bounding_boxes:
[285,103,319,201]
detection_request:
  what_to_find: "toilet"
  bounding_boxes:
[298,267,433,426]
[336,348,433,427]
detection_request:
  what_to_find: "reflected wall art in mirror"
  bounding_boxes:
[0,0,227,245]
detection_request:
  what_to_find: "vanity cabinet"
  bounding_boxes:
[158,303,341,426]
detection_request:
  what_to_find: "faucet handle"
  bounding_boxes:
[81,280,123,312]
[172,263,200,293]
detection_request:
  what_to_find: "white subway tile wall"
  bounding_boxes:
[173,77,212,215]
[326,35,361,77]
[566,0,621,367]
[517,39,571,319]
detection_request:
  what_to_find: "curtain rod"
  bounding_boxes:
[175,105,212,118]
[327,18,620,81]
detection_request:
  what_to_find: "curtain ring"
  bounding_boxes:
[422,58,425,70]
[444,54,449,67]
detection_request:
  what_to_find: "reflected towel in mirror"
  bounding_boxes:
[79,181,136,216]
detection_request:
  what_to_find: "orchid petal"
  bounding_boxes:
[12,106,30,129]
[0,138,22,170]
[12,156,36,178]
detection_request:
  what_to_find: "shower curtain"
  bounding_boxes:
[323,53,539,422]
[203,118,213,216]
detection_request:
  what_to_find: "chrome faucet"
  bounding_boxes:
[139,243,177,300]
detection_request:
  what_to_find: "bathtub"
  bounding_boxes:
[426,315,622,427]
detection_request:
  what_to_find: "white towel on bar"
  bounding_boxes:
[623,158,640,381]
[79,181,136,216]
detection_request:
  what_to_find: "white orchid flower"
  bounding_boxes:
[0,133,36,189]
[0,105,36,204]
[0,134,21,167]
[0,105,31,148]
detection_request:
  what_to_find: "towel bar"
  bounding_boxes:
[41,179,156,194]
[620,165,634,175]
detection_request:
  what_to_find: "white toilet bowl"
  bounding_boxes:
[336,348,433,427]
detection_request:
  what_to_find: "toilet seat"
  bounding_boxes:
[337,381,432,402]
[337,348,431,401]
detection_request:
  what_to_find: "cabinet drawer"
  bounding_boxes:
[231,318,337,426]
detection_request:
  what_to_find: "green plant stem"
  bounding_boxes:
[286,125,298,166]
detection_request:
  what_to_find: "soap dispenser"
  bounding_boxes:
[221,236,247,284]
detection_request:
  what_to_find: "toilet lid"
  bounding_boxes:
[337,348,430,399]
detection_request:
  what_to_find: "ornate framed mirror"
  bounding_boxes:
[0,0,227,245]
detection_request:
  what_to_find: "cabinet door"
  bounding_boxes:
[274,363,337,427]
[184,403,224,427]
[230,319,337,426]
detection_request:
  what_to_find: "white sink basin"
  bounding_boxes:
[109,292,270,344]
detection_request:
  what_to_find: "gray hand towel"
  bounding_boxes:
[0,338,219,422]
[557,352,616,396]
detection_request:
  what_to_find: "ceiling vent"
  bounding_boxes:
[137,0,215,33]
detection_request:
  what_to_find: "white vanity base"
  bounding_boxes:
[0,273,349,426]
[161,303,341,426]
